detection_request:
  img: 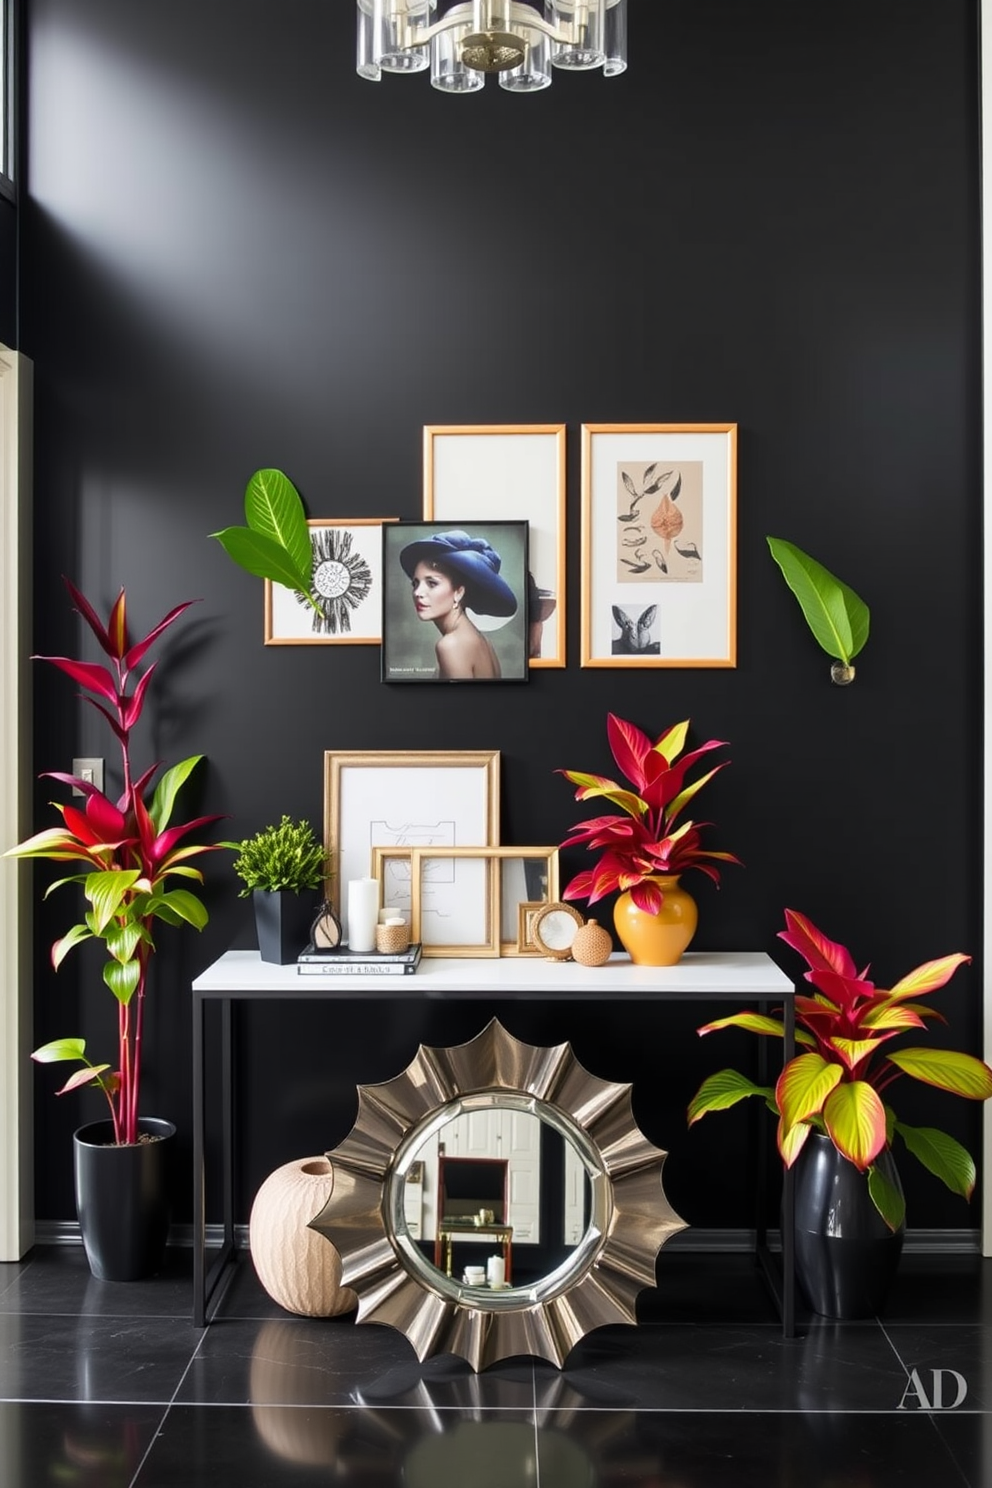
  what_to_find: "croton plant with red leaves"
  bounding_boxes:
[557,713,741,913]
[4,580,225,1145]
[688,909,992,1230]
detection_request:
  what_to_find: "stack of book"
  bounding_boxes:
[297,943,422,977]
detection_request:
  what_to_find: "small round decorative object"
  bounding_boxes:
[309,900,342,951]
[375,918,410,954]
[249,1156,356,1317]
[531,901,585,961]
[830,662,856,686]
[571,917,613,968]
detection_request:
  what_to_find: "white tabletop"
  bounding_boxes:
[193,948,793,999]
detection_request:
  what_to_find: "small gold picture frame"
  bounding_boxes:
[517,901,549,955]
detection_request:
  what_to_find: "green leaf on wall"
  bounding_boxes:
[211,526,312,595]
[210,468,317,609]
[243,468,313,581]
[766,537,870,666]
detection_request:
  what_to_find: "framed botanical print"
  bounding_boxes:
[423,425,566,668]
[580,424,737,668]
[265,518,396,644]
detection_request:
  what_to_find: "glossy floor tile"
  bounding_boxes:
[0,1246,990,1487]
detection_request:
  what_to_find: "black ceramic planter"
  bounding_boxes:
[792,1130,905,1319]
[254,889,318,964]
[73,1118,176,1281]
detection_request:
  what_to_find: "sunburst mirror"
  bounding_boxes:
[310,1020,686,1371]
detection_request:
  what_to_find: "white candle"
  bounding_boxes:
[347,878,379,952]
[378,905,403,925]
[487,1255,505,1289]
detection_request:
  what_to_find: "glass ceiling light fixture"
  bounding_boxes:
[357,0,627,94]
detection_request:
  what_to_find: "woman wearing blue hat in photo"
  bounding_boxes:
[399,529,518,680]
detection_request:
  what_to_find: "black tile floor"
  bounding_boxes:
[1,1244,990,1486]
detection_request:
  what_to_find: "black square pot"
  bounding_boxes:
[253,889,318,964]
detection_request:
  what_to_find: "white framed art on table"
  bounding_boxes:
[323,750,500,944]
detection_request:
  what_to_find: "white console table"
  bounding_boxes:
[191,949,796,1330]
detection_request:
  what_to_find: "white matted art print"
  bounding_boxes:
[580,424,737,668]
[324,750,500,944]
[423,425,566,668]
[265,519,395,644]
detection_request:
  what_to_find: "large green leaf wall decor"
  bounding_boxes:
[766,536,869,680]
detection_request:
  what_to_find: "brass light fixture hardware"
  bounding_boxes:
[310,1019,685,1370]
[357,1,628,95]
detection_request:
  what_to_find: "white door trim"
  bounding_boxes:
[982,1,991,1256]
[0,344,33,1260]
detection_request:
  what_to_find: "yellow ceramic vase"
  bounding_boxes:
[613,875,698,966]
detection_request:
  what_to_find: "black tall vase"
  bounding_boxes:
[253,889,318,964]
[793,1130,905,1319]
[73,1118,176,1281]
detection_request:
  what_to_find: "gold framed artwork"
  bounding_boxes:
[323,751,500,944]
[374,846,559,958]
[409,847,501,958]
[423,424,567,668]
[264,518,397,645]
[580,424,737,668]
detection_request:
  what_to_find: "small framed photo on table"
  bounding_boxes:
[381,521,530,684]
[580,424,737,668]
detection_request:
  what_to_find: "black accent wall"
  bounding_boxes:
[0,197,14,345]
[18,1,983,1232]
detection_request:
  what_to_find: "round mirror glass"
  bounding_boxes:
[385,1091,610,1308]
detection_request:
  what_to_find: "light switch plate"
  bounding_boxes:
[72,758,104,796]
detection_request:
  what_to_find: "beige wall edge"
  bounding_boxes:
[0,345,34,1260]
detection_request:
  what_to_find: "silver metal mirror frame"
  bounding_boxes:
[310,1019,686,1369]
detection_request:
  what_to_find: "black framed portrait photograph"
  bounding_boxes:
[382,522,530,684]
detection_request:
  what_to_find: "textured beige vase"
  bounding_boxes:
[571,918,613,967]
[249,1156,356,1318]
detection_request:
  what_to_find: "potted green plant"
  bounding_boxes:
[231,815,329,964]
[4,579,224,1280]
[687,908,992,1316]
[557,713,741,965]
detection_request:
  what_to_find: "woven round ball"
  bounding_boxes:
[249,1156,356,1317]
[571,917,613,968]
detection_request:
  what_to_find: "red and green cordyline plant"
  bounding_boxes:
[4,579,225,1146]
[557,713,741,912]
[687,909,992,1230]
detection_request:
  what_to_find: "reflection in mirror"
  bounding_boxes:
[393,1098,593,1298]
[499,855,553,948]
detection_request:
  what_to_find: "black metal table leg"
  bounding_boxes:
[193,993,237,1326]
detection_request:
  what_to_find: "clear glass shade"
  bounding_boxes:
[356,0,435,79]
[548,0,606,71]
[431,21,486,91]
[499,29,551,91]
[603,0,627,77]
